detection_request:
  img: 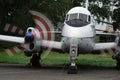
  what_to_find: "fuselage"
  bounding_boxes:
[61,7,95,53]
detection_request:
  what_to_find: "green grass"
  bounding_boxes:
[0,51,116,67]
[76,54,116,67]
[0,51,30,64]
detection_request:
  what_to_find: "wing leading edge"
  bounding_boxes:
[42,40,62,50]
[94,42,116,50]
[0,35,24,44]
[0,35,62,50]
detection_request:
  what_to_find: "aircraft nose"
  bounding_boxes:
[25,32,34,42]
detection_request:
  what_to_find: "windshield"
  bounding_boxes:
[69,13,78,20]
[79,14,87,22]
[65,13,90,27]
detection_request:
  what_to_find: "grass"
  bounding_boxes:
[0,51,117,68]
[76,54,116,67]
[0,51,30,64]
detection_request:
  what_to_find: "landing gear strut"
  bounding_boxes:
[68,38,78,74]
[31,53,41,67]
[30,46,43,67]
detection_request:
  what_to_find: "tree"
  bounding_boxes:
[0,0,116,30]
[0,0,34,30]
[30,0,73,27]
[0,0,73,30]
[73,0,113,23]
[113,0,120,30]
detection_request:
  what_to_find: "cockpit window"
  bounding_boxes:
[69,13,78,20]
[65,13,90,27]
[79,13,87,22]
[88,15,91,22]
[65,14,69,21]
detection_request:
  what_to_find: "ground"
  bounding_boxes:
[0,63,120,80]
[0,51,119,80]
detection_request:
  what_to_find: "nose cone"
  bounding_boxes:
[25,32,34,42]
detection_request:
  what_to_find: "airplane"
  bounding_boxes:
[0,6,120,74]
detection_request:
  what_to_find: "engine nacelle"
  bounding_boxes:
[24,27,42,56]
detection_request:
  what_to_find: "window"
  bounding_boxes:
[69,13,78,20]
[79,13,87,22]
[65,13,90,27]
[88,15,91,22]
[65,14,69,21]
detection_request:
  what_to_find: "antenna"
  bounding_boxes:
[85,0,89,9]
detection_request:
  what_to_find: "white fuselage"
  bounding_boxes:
[61,7,96,53]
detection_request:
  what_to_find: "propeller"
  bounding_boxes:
[3,10,55,57]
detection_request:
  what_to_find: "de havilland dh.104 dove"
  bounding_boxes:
[0,6,120,74]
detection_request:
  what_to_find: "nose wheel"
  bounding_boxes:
[68,65,77,74]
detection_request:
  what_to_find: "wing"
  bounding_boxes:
[94,42,116,50]
[93,42,117,54]
[0,35,62,50]
[42,40,62,50]
[96,31,116,36]
[0,35,24,44]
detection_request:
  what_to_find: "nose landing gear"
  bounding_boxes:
[68,38,78,74]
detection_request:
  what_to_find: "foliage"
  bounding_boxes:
[0,0,119,30]
[73,0,113,23]
[113,0,120,30]
[30,0,73,26]
[0,0,34,30]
